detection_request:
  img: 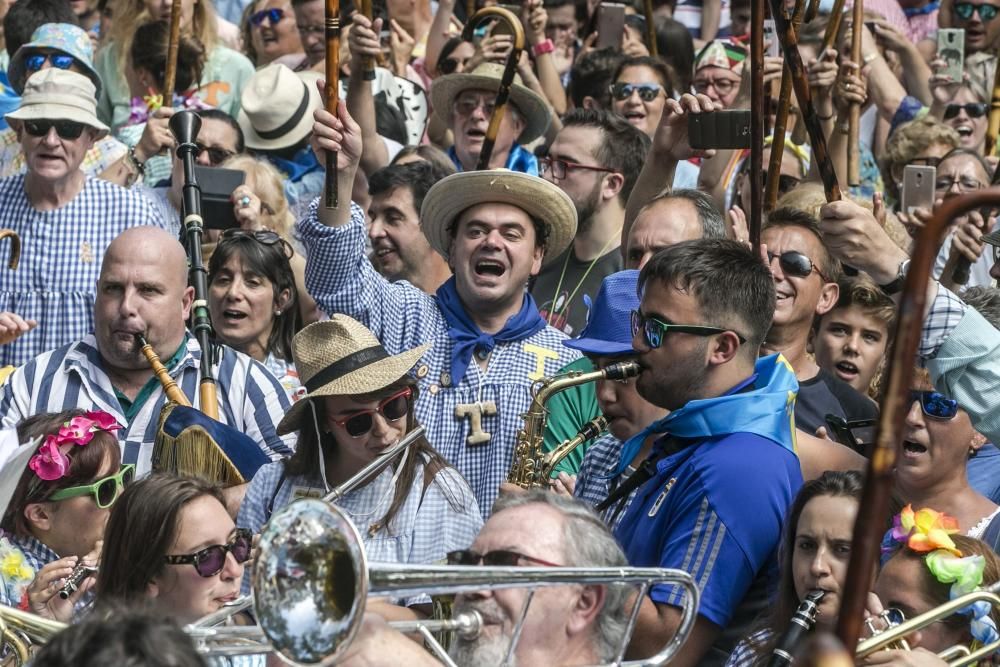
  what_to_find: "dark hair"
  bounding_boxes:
[130,21,207,95]
[560,108,651,206]
[764,207,842,283]
[198,108,246,155]
[962,286,1000,329]
[438,35,468,68]
[284,377,453,534]
[638,238,776,355]
[31,604,207,667]
[2,410,122,538]
[389,144,457,174]
[939,146,995,182]
[745,471,865,665]
[568,47,624,109]
[611,55,675,94]
[654,17,694,92]
[208,234,302,362]
[639,187,727,239]
[447,211,550,251]
[96,475,226,606]
[369,161,455,214]
[4,0,78,56]
[825,273,896,329]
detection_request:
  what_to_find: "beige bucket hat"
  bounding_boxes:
[238,64,321,151]
[277,316,430,435]
[430,62,551,144]
[5,68,108,135]
[419,169,578,268]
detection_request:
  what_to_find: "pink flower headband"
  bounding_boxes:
[28,412,121,482]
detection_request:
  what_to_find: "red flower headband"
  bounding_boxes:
[28,411,121,482]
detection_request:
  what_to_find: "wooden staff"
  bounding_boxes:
[357,0,376,80]
[324,0,340,209]
[644,0,658,56]
[163,0,183,102]
[847,0,863,186]
[986,45,1000,156]
[821,0,847,52]
[750,0,766,251]
[136,334,191,407]
[467,0,476,21]
[804,0,822,22]
[0,230,20,270]
[833,187,1000,652]
[461,7,525,170]
[767,0,842,202]
[765,0,806,212]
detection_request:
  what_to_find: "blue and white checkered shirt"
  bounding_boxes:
[574,433,637,531]
[298,201,580,516]
[920,283,967,361]
[0,334,295,476]
[0,174,168,367]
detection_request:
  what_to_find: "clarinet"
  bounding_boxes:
[58,563,98,600]
[767,589,826,667]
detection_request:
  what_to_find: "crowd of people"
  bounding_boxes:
[0,0,997,663]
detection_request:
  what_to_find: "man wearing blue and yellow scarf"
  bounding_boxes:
[613,239,803,667]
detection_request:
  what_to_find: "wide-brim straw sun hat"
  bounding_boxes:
[238,64,321,151]
[5,68,108,135]
[277,316,430,435]
[419,169,578,269]
[430,61,550,144]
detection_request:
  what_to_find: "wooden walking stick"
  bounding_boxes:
[324,0,341,208]
[847,0,864,186]
[163,0,183,101]
[357,0,376,80]
[987,45,1000,156]
[644,0,658,56]
[764,0,806,213]
[821,0,847,52]
[750,0,766,251]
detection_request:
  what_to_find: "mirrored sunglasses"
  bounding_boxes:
[164,528,253,577]
[23,119,86,140]
[909,390,959,420]
[609,82,664,102]
[954,2,999,21]
[250,7,285,26]
[49,464,136,509]
[630,310,742,349]
[25,53,77,72]
[331,387,413,438]
[446,548,561,567]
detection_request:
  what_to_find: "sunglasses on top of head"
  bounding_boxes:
[609,83,664,102]
[330,387,413,438]
[909,390,959,420]
[943,103,989,120]
[23,119,87,140]
[954,1,999,21]
[766,250,831,282]
[164,528,253,577]
[250,7,285,26]
[25,52,78,73]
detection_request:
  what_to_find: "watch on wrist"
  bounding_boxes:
[879,258,911,295]
[532,39,555,57]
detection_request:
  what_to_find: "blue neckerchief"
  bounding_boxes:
[610,354,799,476]
[434,276,546,384]
[903,0,938,16]
[447,143,539,175]
[266,145,322,183]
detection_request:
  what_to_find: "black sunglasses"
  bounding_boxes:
[954,1,999,21]
[164,528,253,577]
[23,119,86,140]
[766,250,831,282]
[330,387,413,438]
[250,7,285,26]
[909,390,959,420]
[446,548,561,567]
[609,83,664,102]
[943,103,989,120]
[630,310,745,349]
[195,142,236,166]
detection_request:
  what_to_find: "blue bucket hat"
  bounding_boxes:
[563,270,641,357]
[8,23,102,98]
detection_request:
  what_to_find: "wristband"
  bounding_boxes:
[532,39,555,57]
[863,51,879,65]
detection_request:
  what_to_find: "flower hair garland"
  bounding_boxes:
[890,505,961,555]
[28,411,121,482]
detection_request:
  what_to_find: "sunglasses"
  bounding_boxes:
[220,228,294,257]
[23,119,86,140]
[609,82,664,102]
[446,548,561,567]
[49,464,135,509]
[25,52,77,72]
[250,7,285,26]
[164,528,253,577]
[196,143,236,166]
[943,103,989,120]
[909,390,959,420]
[630,310,745,349]
[766,250,830,282]
[539,156,616,180]
[330,387,413,438]
[954,1,999,21]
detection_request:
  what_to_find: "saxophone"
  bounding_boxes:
[507,361,641,489]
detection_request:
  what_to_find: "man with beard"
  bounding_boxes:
[367,160,454,294]
[616,239,801,666]
[532,108,649,336]
[336,490,633,667]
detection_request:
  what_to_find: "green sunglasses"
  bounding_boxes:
[49,464,135,508]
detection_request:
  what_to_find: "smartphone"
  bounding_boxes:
[763,19,779,58]
[901,165,937,216]
[937,28,965,83]
[825,414,877,455]
[194,165,246,230]
[596,2,626,50]
[688,110,752,149]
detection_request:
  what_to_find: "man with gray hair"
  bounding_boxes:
[625,188,727,270]
[337,490,633,667]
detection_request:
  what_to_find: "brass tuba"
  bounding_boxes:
[507,361,640,489]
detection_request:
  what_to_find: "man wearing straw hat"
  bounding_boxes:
[431,62,552,174]
[0,68,167,368]
[302,99,579,515]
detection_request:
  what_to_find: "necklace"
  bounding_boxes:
[545,234,618,327]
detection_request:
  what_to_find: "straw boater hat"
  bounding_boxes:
[430,62,550,144]
[238,64,321,151]
[277,317,430,435]
[5,68,108,136]
[419,169,577,268]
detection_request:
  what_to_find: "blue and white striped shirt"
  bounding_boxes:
[0,174,168,367]
[298,201,580,516]
[0,335,295,476]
